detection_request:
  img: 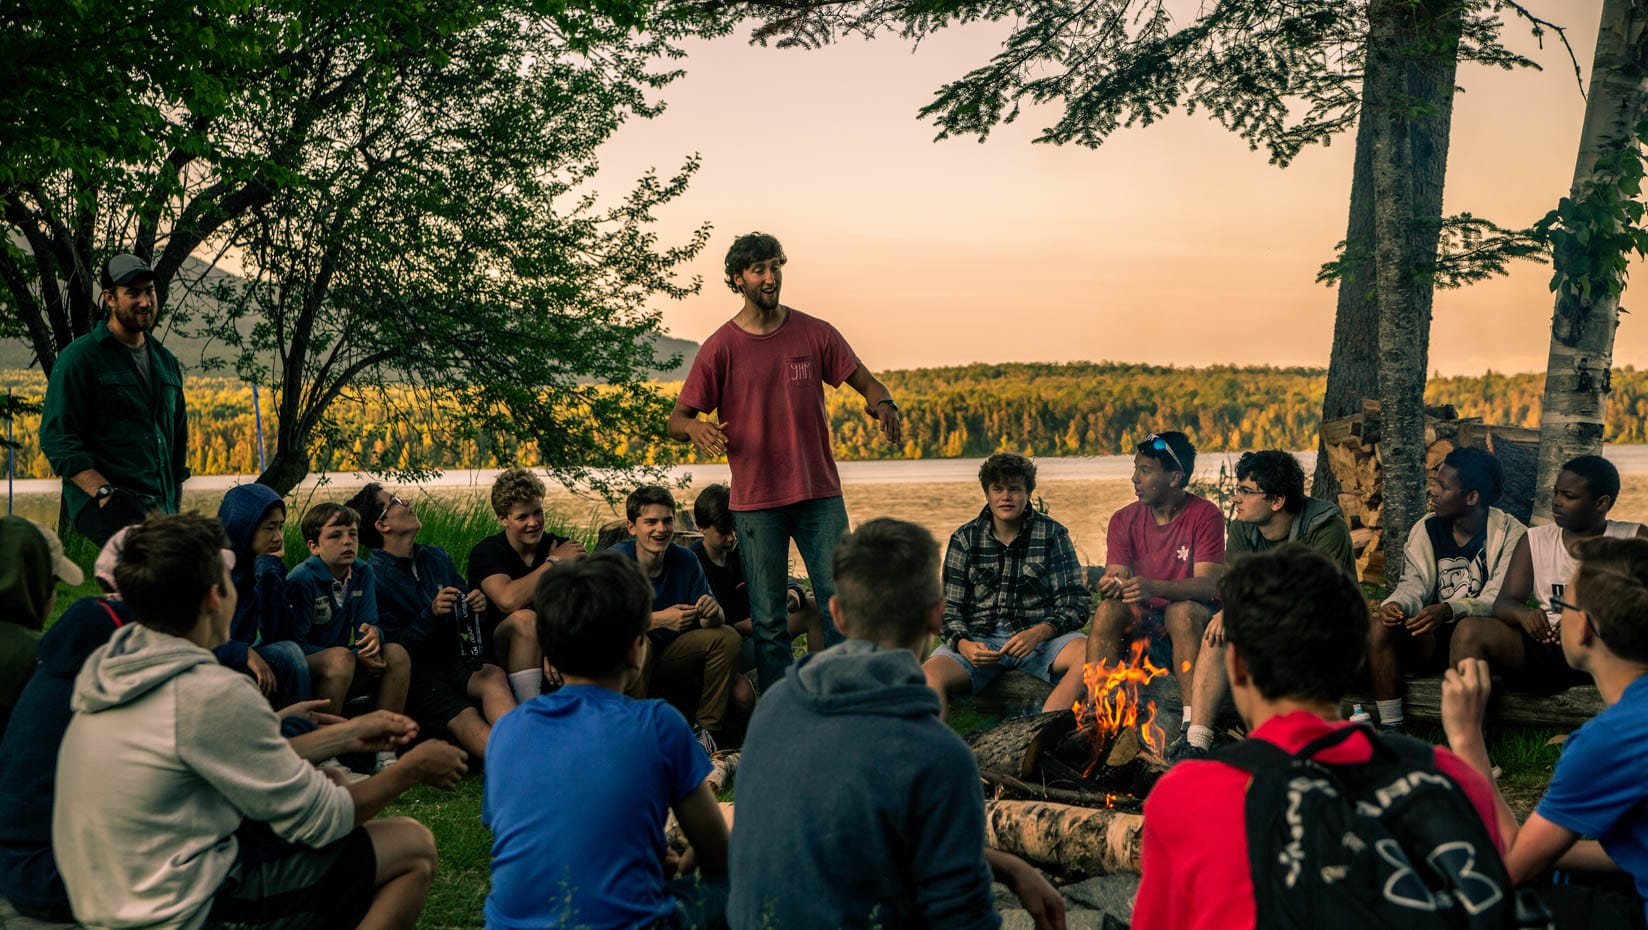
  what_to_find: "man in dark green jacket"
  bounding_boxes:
[38,254,189,545]
[1169,449,1356,761]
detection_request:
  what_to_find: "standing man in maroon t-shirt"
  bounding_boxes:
[1046,431,1225,725]
[669,232,902,691]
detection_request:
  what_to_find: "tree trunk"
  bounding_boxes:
[1317,1,1462,511]
[1532,0,1648,523]
[983,799,1144,879]
[1313,75,1380,501]
[256,441,311,496]
[1368,0,1465,586]
[967,711,1077,780]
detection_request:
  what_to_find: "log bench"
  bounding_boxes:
[972,670,1603,732]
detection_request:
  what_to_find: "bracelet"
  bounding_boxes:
[876,398,899,411]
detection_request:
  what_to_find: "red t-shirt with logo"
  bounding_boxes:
[1105,496,1226,611]
[1133,712,1508,930]
[677,308,861,511]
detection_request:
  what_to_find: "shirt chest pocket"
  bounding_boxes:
[95,368,149,422]
[784,354,818,390]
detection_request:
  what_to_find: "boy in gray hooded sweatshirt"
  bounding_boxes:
[53,513,468,930]
[729,518,1064,930]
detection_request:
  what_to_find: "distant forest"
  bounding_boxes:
[5,362,1647,478]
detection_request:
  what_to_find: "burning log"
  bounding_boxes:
[983,799,1144,879]
[979,770,1144,815]
[967,711,1077,779]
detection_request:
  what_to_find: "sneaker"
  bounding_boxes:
[1166,736,1208,764]
[693,726,718,756]
[319,758,370,784]
[373,752,399,775]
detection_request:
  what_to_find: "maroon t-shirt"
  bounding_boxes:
[1104,495,1226,611]
[677,308,861,511]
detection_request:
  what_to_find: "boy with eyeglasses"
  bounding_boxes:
[1445,537,1648,925]
[1046,431,1225,728]
[1169,450,1354,760]
[351,484,517,758]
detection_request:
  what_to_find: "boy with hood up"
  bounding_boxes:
[0,515,83,738]
[215,483,310,707]
[728,518,1065,930]
[53,512,468,930]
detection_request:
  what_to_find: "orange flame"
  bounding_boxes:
[1072,640,1168,775]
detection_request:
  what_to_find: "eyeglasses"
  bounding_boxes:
[1141,433,1186,476]
[384,494,410,515]
[1233,485,1269,499]
[1549,594,1605,641]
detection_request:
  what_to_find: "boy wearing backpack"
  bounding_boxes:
[1446,536,1648,923]
[1137,543,1511,930]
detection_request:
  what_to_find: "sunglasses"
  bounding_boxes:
[1141,433,1186,476]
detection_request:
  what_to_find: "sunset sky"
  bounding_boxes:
[594,0,1644,376]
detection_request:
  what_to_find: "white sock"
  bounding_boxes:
[375,750,397,768]
[1376,699,1404,729]
[1187,724,1216,750]
[509,669,543,703]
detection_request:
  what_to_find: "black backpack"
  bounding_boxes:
[1213,724,1550,930]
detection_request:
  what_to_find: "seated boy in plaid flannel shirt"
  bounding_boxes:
[922,453,1092,720]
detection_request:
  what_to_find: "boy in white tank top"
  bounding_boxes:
[1454,455,1646,690]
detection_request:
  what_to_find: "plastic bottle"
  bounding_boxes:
[1349,703,1373,726]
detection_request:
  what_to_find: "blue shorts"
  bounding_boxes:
[928,630,1086,694]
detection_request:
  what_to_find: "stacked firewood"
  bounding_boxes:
[1320,400,1538,584]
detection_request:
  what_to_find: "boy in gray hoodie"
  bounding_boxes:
[53,513,468,930]
[1372,446,1527,732]
[729,518,1064,930]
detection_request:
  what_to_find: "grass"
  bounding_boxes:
[27,494,1576,927]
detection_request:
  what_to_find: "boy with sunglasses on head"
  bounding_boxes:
[1047,431,1225,727]
[1458,455,1647,693]
[351,485,517,758]
[1445,536,1648,925]
[1169,450,1354,761]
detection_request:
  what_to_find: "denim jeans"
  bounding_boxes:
[733,496,850,692]
[254,640,313,709]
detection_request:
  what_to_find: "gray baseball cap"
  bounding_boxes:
[102,254,155,288]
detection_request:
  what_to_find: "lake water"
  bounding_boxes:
[12,448,1648,572]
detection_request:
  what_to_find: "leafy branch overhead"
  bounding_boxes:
[2,0,726,494]
[708,0,1543,165]
[1535,116,1648,314]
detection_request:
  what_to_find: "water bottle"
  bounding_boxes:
[456,598,486,661]
[1349,703,1373,726]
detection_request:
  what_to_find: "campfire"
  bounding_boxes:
[966,639,1174,879]
[1071,639,1168,777]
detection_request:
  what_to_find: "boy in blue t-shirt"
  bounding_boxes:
[613,485,746,753]
[484,552,729,930]
[1445,536,1648,919]
[282,502,411,772]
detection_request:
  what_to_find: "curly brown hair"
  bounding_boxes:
[490,468,546,518]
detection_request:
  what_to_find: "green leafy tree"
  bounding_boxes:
[2,0,719,496]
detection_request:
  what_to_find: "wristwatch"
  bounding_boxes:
[876,398,899,412]
[95,484,115,502]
